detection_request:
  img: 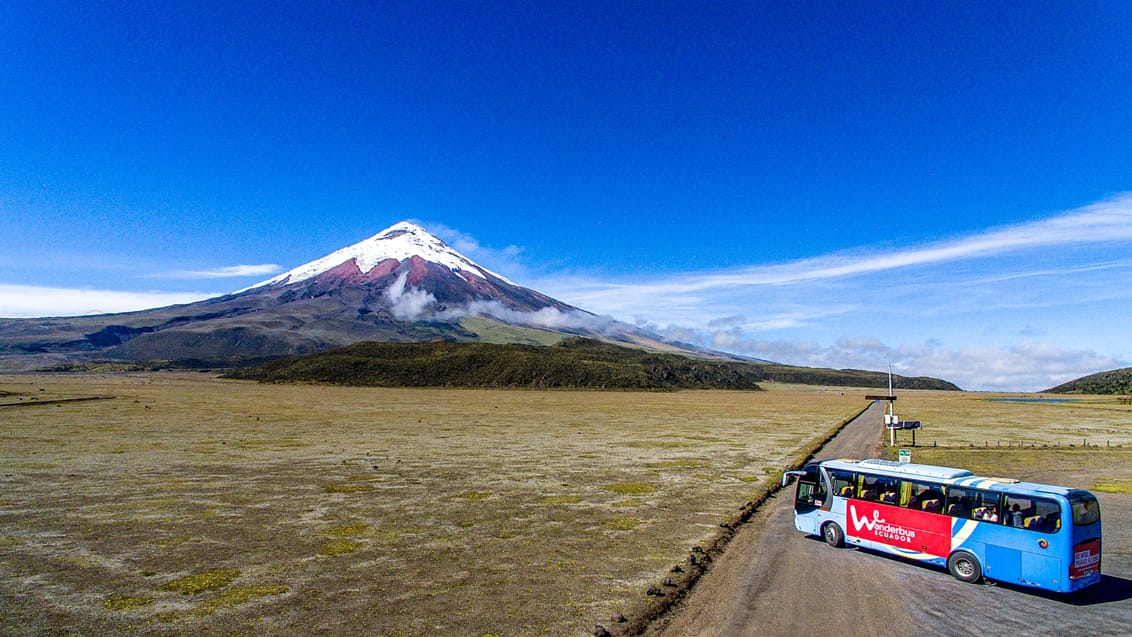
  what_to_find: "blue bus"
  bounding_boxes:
[784,458,1102,593]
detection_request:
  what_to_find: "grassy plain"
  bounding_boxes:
[892,390,1132,449]
[0,374,864,636]
[881,389,1132,481]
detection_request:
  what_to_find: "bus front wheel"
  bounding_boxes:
[947,550,982,583]
[822,522,844,548]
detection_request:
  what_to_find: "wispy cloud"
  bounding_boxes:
[0,284,216,318]
[525,193,1132,390]
[543,192,1132,300]
[155,264,282,279]
[425,221,529,280]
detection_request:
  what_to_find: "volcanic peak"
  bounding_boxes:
[240,222,513,292]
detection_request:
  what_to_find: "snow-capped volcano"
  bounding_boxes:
[241,221,514,291]
[0,221,692,365]
[234,221,576,320]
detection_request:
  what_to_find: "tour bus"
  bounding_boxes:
[783,458,1102,593]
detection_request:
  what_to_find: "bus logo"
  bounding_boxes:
[1074,548,1099,567]
[849,504,917,542]
[850,505,885,532]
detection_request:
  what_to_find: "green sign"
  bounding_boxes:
[898,448,912,463]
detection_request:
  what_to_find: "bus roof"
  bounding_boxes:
[816,457,1077,497]
[820,458,973,480]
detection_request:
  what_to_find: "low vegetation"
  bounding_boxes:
[1044,366,1132,395]
[160,569,241,595]
[223,337,959,390]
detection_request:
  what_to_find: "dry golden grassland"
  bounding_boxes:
[886,389,1132,497]
[893,390,1132,448]
[0,374,864,636]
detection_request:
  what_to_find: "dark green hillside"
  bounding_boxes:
[225,338,764,390]
[1044,367,1132,394]
[745,364,958,390]
[226,338,961,391]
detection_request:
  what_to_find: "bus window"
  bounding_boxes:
[869,475,896,506]
[945,486,976,518]
[901,480,940,511]
[1004,495,1062,532]
[856,474,875,500]
[1069,491,1100,526]
[829,470,855,498]
[858,474,898,504]
[970,490,1001,523]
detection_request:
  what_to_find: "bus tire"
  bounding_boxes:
[822,522,844,548]
[947,550,982,583]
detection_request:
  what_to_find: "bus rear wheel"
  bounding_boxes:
[822,522,844,548]
[947,550,982,583]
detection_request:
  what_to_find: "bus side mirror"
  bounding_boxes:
[782,470,803,487]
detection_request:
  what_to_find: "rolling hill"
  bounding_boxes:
[1044,367,1132,394]
[225,337,961,391]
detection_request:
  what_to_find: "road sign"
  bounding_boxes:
[898,448,912,464]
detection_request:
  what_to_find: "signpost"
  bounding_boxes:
[898,448,912,464]
[867,367,923,447]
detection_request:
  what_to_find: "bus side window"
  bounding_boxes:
[1030,497,1061,532]
[901,480,934,509]
[875,476,899,504]
[971,490,1001,522]
[1004,496,1030,528]
[829,470,855,498]
[857,475,878,501]
[945,486,975,518]
[1004,496,1061,532]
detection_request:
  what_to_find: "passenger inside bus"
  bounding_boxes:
[973,506,998,522]
[1004,496,1061,532]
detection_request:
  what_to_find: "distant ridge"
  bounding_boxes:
[1044,367,1132,395]
[225,338,961,391]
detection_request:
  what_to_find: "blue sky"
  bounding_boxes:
[2,2,1130,391]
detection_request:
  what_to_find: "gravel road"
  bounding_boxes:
[647,401,1132,637]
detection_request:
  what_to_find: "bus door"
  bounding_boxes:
[788,465,827,535]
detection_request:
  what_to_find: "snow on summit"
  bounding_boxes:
[239,222,514,292]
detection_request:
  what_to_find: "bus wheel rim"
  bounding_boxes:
[956,559,974,577]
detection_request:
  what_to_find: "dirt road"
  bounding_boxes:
[648,400,1132,637]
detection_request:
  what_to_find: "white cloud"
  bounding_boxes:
[384,272,438,321]
[0,284,216,318]
[435,300,620,334]
[156,264,282,279]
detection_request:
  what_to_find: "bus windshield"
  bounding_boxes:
[1069,491,1101,526]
